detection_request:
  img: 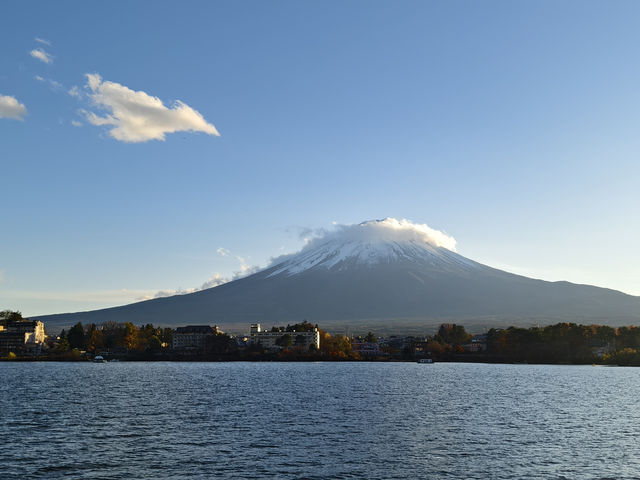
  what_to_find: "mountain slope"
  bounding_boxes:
[36,219,640,333]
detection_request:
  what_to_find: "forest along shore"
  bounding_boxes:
[2,310,640,365]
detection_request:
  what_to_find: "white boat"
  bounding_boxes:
[417,358,433,364]
[93,355,106,363]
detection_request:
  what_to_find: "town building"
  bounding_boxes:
[410,340,430,357]
[462,334,488,352]
[351,339,380,356]
[248,323,320,351]
[0,319,46,355]
[379,336,413,351]
[172,325,220,350]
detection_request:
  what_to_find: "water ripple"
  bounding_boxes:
[1,362,639,479]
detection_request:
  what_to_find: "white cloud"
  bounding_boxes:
[349,218,456,250]
[71,120,83,127]
[142,273,231,300]
[143,258,262,300]
[147,289,188,300]
[236,264,261,277]
[68,85,82,98]
[199,273,228,289]
[232,254,262,278]
[270,218,457,268]
[83,73,220,143]
[216,247,230,257]
[30,48,53,64]
[35,37,51,46]
[0,94,27,120]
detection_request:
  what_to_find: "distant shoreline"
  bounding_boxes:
[0,355,628,366]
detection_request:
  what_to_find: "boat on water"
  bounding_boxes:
[93,355,106,363]
[417,358,433,364]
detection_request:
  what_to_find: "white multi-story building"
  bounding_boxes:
[0,320,46,354]
[248,324,320,351]
[172,325,220,350]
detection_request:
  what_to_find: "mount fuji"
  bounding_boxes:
[37,219,640,333]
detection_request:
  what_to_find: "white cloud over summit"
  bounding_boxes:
[298,218,457,252]
[0,94,27,120]
[266,218,458,274]
[83,73,220,143]
[139,218,454,301]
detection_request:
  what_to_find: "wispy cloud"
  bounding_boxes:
[140,273,230,301]
[35,37,51,46]
[34,75,64,92]
[83,73,220,143]
[0,94,27,120]
[216,247,230,257]
[199,273,229,290]
[71,120,83,127]
[235,255,254,273]
[68,85,82,98]
[142,258,262,301]
[30,48,53,64]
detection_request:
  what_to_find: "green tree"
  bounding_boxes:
[286,321,316,332]
[101,322,127,350]
[276,334,293,347]
[0,310,24,323]
[319,332,353,358]
[206,333,236,355]
[159,327,173,346]
[364,331,377,343]
[604,347,640,366]
[437,324,471,345]
[85,324,104,353]
[67,322,85,350]
[147,335,163,353]
[124,322,138,350]
[55,336,70,352]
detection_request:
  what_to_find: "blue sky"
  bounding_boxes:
[1,1,640,316]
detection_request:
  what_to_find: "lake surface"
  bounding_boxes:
[1,362,638,479]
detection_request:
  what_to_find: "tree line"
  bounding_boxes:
[430,322,640,365]
[7,308,640,365]
[52,322,174,357]
[47,320,361,361]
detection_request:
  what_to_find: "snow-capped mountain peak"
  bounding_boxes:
[267,218,480,276]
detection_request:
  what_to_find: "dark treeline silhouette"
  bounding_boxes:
[57,321,173,355]
[434,323,640,365]
[6,308,640,365]
[486,323,617,364]
[44,320,361,361]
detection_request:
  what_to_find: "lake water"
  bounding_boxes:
[1,362,638,479]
